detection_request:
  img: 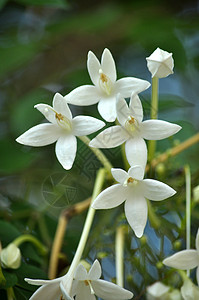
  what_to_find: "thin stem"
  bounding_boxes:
[67,168,106,276]
[79,136,112,176]
[115,226,125,287]
[6,287,15,300]
[185,165,191,277]
[147,199,161,229]
[48,197,91,279]
[148,77,159,162]
[13,235,48,256]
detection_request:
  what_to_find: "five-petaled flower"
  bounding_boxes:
[65,48,150,122]
[92,165,176,238]
[71,259,133,300]
[16,93,105,170]
[163,229,199,285]
[89,93,181,169]
[146,47,174,78]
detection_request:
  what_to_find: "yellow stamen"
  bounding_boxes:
[56,113,64,121]
[127,177,134,184]
[100,72,108,83]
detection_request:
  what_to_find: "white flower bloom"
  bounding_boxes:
[65,48,150,122]
[0,243,21,269]
[71,259,133,300]
[146,47,174,78]
[92,165,176,238]
[181,278,199,300]
[163,229,199,285]
[89,94,181,169]
[16,93,105,170]
[25,273,73,300]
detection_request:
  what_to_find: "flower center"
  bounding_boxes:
[124,116,139,134]
[123,177,138,187]
[55,112,71,132]
[84,280,95,294]
[99,69,113,96]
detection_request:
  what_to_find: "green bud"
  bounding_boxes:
[156,163,165,176]
[173,240,182,250]
[156,261,163,269]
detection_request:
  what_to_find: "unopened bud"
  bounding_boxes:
[1,243,21,269]
[193,185,199,203]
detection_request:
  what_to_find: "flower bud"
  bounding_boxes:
[146,47,174,78]
[193,185,199,203]
[1,243,21,269]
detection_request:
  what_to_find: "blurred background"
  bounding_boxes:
[0,0,199,299]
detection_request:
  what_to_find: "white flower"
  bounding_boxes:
[146,282,170,300]
[89,94,181,169]
[181,278,199,300]
[163,229,199,285]
[146,47,174,78]
[25,273,73,300]
[65,48,150,122]
[71,259,133,300]
[0,243,21,269]
[92,165,176,238]
[16,93,105,170]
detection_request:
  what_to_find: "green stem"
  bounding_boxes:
[0,264,6,287]
[185,165,191,277]
[6,287,15,300]
[12,235,48,256]
[79,136,112,176]
[67,168,106,276]
[147,199,161,229]
[115,226,125,287]
[148,77,159,162]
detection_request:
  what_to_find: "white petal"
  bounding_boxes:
[89,126,129,148]
[34,104,56,124]
[140,120,181,140]
[16,124,60,146]
[72,116,105,136]
[87,50,101,86]
[74,264,88,280]
[124,194,148,238]
[163,250,199,269]
[101,48,117,83]
[195,228,199,252]
[98,97,117,122]
[66,85,100,106]
[116,94,131,127]
[197,266,199,285]
[114,77,150,98]
[28,280,61,300]
[111,168,129,184]
[75,282,96,300]
[141,179,176,201]
[181,278,199,300]
[53,93,72,120]
[92,184,126,209]
[147,282,170,297]
[129,94,143,123]
[92,279,133,300]
[25,278,53,286]
[55,135,77,170]
[60,281,73,300]
[128,165,144,180]
[88,260,101,280]
[125,137,147,170]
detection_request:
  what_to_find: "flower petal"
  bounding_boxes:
[195,228,199,253]
[129,94,143,123]
[16,124,60,146]
[75,282,96,300]
[74,264,88,280]
[89,126,129,148]
[128,165,144,181]
[101,48,117,83]
[97,96,117,122]
[124,194,148,238]
[87,50,101,86]
[27,280,61,300]
[181,278,199,300]
[197,266,199,286]
[60,281,74,300]
[53,93,72,120]
[163,250,199,269]
[125,137,147,171]
[114,77,150,98]
[92,279,133,300]
[111,168,129,184]
[72,116,105,136]
[140,120,181,140]
[25,278,53,286]
[55,135,77,170]
[141,179,176,201]
[66,85,101,106]
[34,104,56,124]
[116,94,131,127]
[88,260,101,280]
[92,184,126,209]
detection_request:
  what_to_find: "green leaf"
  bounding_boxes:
[1,270,18,288]
[0,221,20,246]
[0,0,8,10]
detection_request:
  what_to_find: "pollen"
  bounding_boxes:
[84,280,89,286]
[128,116,135,124]
[56,113,64,121]
[127,177,134,184]
[100,72,108,83]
